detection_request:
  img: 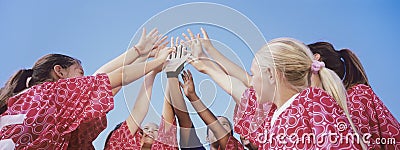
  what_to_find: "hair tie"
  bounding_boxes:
[311,60,325,74]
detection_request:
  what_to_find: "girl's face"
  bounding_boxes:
[63,63,84,78]
[55,63,84,79]
[141,123,159,145]
[207,117,232,143]
[250,58,276,103]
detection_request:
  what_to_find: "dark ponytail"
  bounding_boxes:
[0,69,33,114]
[308,42,369,89]
[308,42,345,79]
[338,49,369,89]
[0,54,80,114]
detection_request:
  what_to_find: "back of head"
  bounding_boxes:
[307,42,345,79]
[256,38,314,92]
[308,42,369,89]
[263,38,347,106]
[0,54,80,114]
[339,49,369,89]
[256,37,349,125]
[264,40,366,149]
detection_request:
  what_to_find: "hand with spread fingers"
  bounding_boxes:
[180,70,198,101]
[164,37,191,78]
[182,29,206,58]
[155,47,175,61]
[198,27,214,50]
[135,28,164,56]
[148,35,169,58]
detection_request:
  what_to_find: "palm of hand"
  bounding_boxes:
[183,81,194,97]
[155,47,173,60]
[137,28,160,55]
[190,39,205,58]
[165,45,190,72]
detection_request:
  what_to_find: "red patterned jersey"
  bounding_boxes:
[0,74,114,150]
[218,136,244,150]
[347,84,400,149]
[234,87,362,149]
[105,116,178,150]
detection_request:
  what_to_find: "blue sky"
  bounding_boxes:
[1,1,399,149]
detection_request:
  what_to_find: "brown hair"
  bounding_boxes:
[0,54,80,114]
[308,42,369,89]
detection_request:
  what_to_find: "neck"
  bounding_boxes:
[274,84,297,109]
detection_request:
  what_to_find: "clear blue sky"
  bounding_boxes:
[1,1,399,149]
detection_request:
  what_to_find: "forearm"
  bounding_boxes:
[167,78,202,148]
[167,78,193,128]
[162,82,175,130]
[107,58,164,88]
[188,95,229,144]
[111,55,147,95]
[94,47,141,75]
[205,46,251,87]
[126,72,156,134]
[202,65,246,104]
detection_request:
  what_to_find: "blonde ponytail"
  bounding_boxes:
[318,66,367,150]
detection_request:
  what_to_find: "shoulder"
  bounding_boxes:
[241,87,257,104]
[297,87,332,103]
[347,84,374,95]
[242,87,256,98]
[296,87,341,113]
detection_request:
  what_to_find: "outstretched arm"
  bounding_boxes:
[164,40,204,149]
[168,77,202,147]
[125,70,158,135]
[185,28,251,87]
[189,59,246,104]
[107,47,173,89]
[184,32,247,104]
[94,28,166,75]
[180,70,230,150]
[95,28,167,95]
[161,81,175,132]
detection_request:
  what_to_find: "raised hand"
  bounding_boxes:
[149,35,169,58]
[155,47,174,61]
[164,37,191,78]
[135,28,161,56]
[180,70,197,100]
[182,29,205,58]
[187,57,209,74]
[199,27,214,50]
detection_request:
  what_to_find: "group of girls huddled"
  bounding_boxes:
[1,27,399,150]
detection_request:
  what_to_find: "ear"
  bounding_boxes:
[313,53,321,61]
[266,67,276,85]
[53,65,66,79]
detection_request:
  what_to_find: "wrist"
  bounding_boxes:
[135,44,145,52]
[188,94,199,102]
[134,45,143,56]
[166,63,185,78]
